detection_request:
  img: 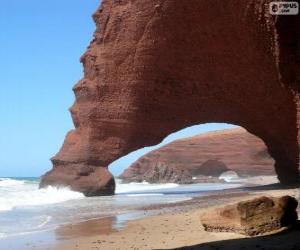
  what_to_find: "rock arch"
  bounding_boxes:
[40,0,300,196]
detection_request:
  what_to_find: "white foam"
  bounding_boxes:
[0,203,13,212]
[36,216,52,229]
[0,178,25,187]
[124,193,164,197]
[165,197,192,203]
[219,171,240,182]
[0,178,84,212]
[115,179,179,194]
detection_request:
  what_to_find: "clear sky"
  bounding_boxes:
[0,1,235,177]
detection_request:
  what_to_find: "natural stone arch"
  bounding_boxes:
[40,0,300,196]
[195,160,230,177]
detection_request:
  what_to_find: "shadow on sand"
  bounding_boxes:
[244,182,300,191]
[170,222,300,250]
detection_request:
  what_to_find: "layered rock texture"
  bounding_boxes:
[120,128,275,183]
[201,196,298,236]
[40,0,300,196]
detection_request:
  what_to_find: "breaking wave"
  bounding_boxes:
[0,178,84,212]
[219,171,240,182]
[0,178,25,187]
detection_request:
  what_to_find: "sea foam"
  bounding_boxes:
[115,180,179,194]
[0,178,84,212]
[0,178,25,187]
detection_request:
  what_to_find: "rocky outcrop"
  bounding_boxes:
[192,160,229,177]
[201,196,298,236]
[40,0,300,196]
[40,165,115,196]
[139,163,194,184]
[120,128,275,183]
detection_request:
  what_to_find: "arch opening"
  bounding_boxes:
[109,123,277,191]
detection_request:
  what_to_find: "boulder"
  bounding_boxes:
[40,165,115,196]
[201,196,298,236]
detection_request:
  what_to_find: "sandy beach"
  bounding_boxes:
[53,185,300,250]
[1,178,300,250]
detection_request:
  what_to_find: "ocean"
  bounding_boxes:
[0,177,242,240]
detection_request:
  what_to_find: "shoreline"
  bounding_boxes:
[0,188,247,249]
[1,179,299,250]
[0,185,246,249]
[56,186,300,250]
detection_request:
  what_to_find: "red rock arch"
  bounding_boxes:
[40,0,300,196]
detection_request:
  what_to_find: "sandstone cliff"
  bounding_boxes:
[40,0,300,196]
[120,128,275,183]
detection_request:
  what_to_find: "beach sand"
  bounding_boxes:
[53,186,300,250]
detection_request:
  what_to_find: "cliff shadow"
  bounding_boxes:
[244,182,300,191]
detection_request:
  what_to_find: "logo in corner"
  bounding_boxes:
[269,1,299,15]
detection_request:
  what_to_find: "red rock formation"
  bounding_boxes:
[40,0,300,196]
[201,196,298,236]
[120,128,275,183]
[140,163,194,184]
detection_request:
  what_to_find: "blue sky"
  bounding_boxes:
[0,1,235,177]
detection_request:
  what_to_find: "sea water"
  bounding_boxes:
[0,177,242,239]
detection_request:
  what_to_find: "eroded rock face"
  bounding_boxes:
[120,128,275,183]
[40,164,115,196]
[40,0,300,195]
[138,163,194,184]
[201,196,298,236]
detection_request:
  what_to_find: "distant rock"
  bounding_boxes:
[120,128,275,184]
[126,163,194,184]
[201,196,298,236]
[192,160,229,177]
